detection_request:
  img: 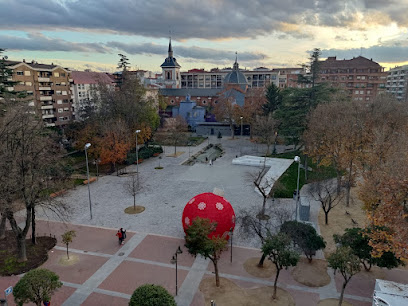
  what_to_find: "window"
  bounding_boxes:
[355,90,359,94]
[59,117,64,121]
[57,100,62,104]
[62,91,67,95]
[64,107,69,111]
[360,90,364,94]
[61,82,66,85]
[56,90,62,95]
[24,71,31,76]
[58,109,63,113]
[170,99,175,104]
[54,72,60,77]
[25,82,32,86]
[61,73,66,77]
[202,100,207,105]
[16,71,24,76]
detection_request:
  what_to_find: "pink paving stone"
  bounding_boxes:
[2,285,76,306]
[334,270,380,299]
[98,260,188,295]
[33,219,135,255]
[285,287,320,306]
[129,234,195,267]
[41,249,109,284]
[190,290,205,306]
[83,292,129,306]
[384,267,408,284]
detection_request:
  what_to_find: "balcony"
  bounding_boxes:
[40,96,52,101]
[38,77,50,82]
[42,114,55,119]
[45,122,56,127]
[39,87,51,91]
[41,105,53,110]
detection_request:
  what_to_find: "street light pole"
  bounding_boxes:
[84,143,93,220]
[230,228,233,263]
[240,116,243,137]
[171,246,183,295]
[294,156,301,221]
[135,130,141,174]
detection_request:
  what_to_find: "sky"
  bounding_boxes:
[1,0,408,73]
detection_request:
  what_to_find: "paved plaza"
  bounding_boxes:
[3,219,406,306]
[3,137,407,305]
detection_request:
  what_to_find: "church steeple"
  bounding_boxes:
[233,51,239,70]
[168,37,173,58]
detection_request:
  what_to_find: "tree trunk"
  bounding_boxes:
[17,235,27,262]
[214,260,220,287]
[0,213,6,240]
[133,194,136,209]
[230,121,234,139]
[258,254,266,267]
[336,169,342,195]
[273,268,280,299]
[262,197,267,216]
[324,210,329,225]
[345,160,353,207]
[174,143,177,155]
[362,260,371,272]
[338,281,347,306]
[66,244,69,259]
[31,206,36,244]
[304,155,308,181]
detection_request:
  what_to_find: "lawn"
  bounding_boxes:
[271,151,338,198]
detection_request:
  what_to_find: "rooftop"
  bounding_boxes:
[71,71,115,85]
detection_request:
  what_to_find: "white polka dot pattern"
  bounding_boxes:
[216,202,224,210]
[197,202,206,210]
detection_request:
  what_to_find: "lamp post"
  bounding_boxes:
[240,116,243,137]
[229,228,233,263]
[171,246,183,295]
[84,143,93,220]
[135,130,141,174]
[294,155,301,221]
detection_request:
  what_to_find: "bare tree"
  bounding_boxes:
[163,116,188,155]
[253,114,279,156]
[308,179,344,225]
[249,167,276,217]
[124,173,143,210]
[213,95,237,139]
[0,103,69,260]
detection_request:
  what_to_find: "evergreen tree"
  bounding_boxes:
[262,83,282,115]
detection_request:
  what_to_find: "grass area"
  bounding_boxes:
[271,151,338,198]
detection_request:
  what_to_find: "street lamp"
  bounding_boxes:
[135,130,141,174]
[84,143,93,220]
[240,116,243,137]
[229,228,233,263]
[294,156,301,221]
[171,246,183,295]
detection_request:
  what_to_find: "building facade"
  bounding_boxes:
[5,60,74,127]
[318,56,387,101]
[70,70,115,120]
[161,39,181,88]
[386,65,408,102]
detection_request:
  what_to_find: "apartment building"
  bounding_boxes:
[5,60,74,127]
[70,70,115,120]
[318,56,387,101]
[386,65,408,102]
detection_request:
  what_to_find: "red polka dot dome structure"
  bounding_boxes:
[182,192,235,240]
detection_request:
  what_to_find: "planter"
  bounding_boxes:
[153,153,160,157]
[83,177,97,185]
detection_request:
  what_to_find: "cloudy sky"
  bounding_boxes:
[1,0,408,72]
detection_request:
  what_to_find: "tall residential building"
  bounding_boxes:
[318,56,387,101]
[70,70,115,120]
[5,60,74,127]
[386,65,408,102]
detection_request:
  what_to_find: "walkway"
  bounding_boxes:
[1,219,407,305]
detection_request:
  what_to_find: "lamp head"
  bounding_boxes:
[135,130,141,133]
[240,116,243,120]
[176,246,183,254]
[85,143,91,150]
[294,156,300,163]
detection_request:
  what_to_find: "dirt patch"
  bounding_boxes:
[292,258,331,287]
[243,257,276,278]
[318,298,353,306]
[124,206,145,214]
[0,231,56,276]
[166,152,185,157]
[199,277,295,306]
[58,254,79,266]
[318,187,368,258]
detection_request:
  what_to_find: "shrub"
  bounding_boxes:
[129,284,176,306]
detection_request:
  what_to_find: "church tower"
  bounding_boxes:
[161,38,181,88]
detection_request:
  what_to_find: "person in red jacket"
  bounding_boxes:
[116,230,123,245]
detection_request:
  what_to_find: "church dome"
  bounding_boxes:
[224,58,248,85]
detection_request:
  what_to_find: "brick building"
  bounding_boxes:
[5,60,74,126]
[318,56,387,101]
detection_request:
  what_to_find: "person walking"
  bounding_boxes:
[120,228,127,242]
[116,230,123,245]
